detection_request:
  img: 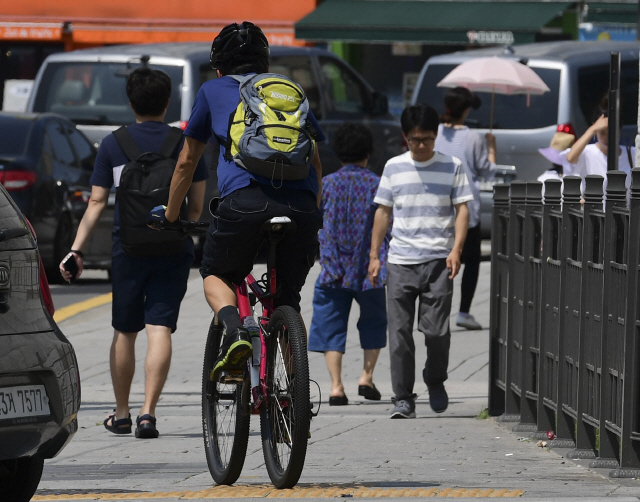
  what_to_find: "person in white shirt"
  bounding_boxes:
[562,96,635,192]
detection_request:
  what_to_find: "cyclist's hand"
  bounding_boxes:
[147,205,169,229]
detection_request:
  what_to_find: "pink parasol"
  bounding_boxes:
[437,56,550,131]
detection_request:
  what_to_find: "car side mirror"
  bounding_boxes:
[371,91,388,115]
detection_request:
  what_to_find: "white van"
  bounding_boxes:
[411,41,640,182]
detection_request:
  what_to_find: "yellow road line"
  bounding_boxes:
[53,293,113,323]
[33,485,525,500]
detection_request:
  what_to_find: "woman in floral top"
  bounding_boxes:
[308,123,390,406]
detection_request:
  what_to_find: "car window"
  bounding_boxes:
[415,64,561,130]
[40,133,54,176]
[66,125,96,171]
[578,62,639,127]
[45,120,76,166]
[32,62,184,126]
[270,56,323,119]
[0,117,31,156]
[318,56,368,116]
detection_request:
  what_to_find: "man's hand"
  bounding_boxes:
[368,256,381,285]
[59,251,84,283]
[147,205,168,229]
[446,248,462,279]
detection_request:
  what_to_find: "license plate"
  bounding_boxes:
[0,385,50,420]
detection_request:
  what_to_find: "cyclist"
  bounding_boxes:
[150,21,324,377]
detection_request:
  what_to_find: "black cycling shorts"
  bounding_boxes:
[200,181,322,312]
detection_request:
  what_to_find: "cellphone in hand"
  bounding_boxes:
[62,253,79,283]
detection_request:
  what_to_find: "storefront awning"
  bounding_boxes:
[295,0,572,45]
[585,2,637,24]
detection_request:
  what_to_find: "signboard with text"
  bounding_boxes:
[0,25,61,40]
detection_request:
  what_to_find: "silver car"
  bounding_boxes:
[26,42,403,180]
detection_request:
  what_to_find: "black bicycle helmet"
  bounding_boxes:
[210,22,270,70]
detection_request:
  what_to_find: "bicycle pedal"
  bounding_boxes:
[219,370,244,384]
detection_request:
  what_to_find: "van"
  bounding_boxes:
[411,41,640,182]
[26,42,403,182]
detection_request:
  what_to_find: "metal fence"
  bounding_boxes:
[489,169,640,477]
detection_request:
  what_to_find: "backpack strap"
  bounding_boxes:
[223,110,236,163]
[228,74,251,85]
[113,126,143,161]
[159,127,184,158]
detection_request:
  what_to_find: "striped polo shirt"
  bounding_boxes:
[374,151,473,265]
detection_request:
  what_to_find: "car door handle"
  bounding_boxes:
[0,227,29,243]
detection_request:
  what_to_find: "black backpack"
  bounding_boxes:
[114,126,186,257]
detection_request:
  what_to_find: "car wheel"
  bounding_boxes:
[48,214,73,284]
[0,457,44,501]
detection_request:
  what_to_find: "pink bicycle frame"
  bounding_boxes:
[236,267,277,413]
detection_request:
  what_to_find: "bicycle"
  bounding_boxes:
[154,217,311,488]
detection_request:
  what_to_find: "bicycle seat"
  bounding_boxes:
[259,216,297,237]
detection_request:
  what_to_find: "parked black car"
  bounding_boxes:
[0,112,113,280]
[0,182,81,501]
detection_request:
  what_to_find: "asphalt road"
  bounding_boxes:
[49,269,112,311]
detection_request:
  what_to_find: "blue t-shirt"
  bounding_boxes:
[90,121,209,256]
[184,75,325,198]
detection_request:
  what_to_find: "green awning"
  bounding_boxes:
[295,0,572,44]
[585,2,637,24]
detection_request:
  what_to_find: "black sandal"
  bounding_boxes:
[329,394,348,406]
[135,414,159,439]
[358,384,381,401]
[103,411,132,434]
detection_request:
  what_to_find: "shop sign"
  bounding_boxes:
[266,32,295,46]
[467,30,515,45]
[579,23,637,41]
[0,25,62,40]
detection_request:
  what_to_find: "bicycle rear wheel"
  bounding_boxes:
[260,305,310,488]
[202,318,250,485]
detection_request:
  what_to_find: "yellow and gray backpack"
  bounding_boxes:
[224,73,317,181]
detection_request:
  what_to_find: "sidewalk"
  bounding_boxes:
[34,262,640,501]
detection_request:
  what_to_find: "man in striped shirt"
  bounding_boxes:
[368,104,473,419]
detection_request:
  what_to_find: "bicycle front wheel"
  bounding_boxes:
[260,305,310,488]
[202,318,250,485]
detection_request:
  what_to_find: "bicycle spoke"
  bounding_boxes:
[271,331,295,466]
[215,382,237,465]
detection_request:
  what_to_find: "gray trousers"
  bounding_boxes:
[387,259,452,400]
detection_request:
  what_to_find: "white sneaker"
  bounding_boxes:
[456,313,482,330]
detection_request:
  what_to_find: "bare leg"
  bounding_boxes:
[358,349,380,387]
[203,275,237,313]
[110,330,137,422]
[139,324,172,422]
[324,351,345,397]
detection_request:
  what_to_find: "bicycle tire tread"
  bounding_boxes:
[260,305,310,488]
[202,317,250,485]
